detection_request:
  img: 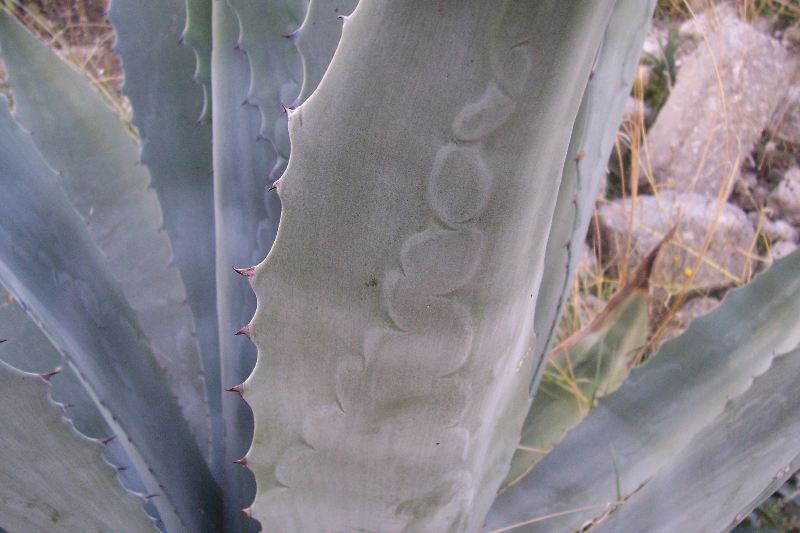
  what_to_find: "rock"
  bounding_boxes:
[762,218,799,244]
[597,192,755,296]
[771,84,800,146]
[656,296,720,349]
[772,240,798,260]
[646,4,795,197]
[769,167,800,224]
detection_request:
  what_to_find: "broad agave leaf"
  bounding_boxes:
[211,2,282,530]
[241,1,616,530]
[500,236,660,492]
[486,249,800,532]
[592,343,800,533]
[531,0,658,387]
[0,95,222,532]
[0,11,210,457]
[0,358,154,533]
[108,0,222,475]
[293,0,358,104]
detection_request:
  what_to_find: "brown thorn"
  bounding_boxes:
[268,178,281,192]
[243,507,253,518]
[100,435,116,446]
[233,457,248,467]
[145,493,160,500]
[39,367,62,381]
[235,325,251,337]
[574,149,586,163]
[225,383,245,396]
[233,266,256,279]
[117,466,129,472]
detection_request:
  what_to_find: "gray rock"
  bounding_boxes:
[646,4,795,197]
[762,218,799,244]
[597,192,755,296]
[769,167,800,224]
[771,84,800,145]
[657,296,721,349]
[772,240,797,261]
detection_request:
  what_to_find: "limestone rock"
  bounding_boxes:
[769,167,800,224]
[597,192,755,296]
[646,4,795,197]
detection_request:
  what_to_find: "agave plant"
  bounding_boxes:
[1,0,799,532]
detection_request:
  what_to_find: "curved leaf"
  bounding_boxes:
[108,0,222,476]
[0,96,222,532]
[531,0,658,387]
[0,10,210,457]
[0,359,155,533]
[592,344,800,533]
[501,241,656,491]
[294,0,357,104]
[210,2,281,530]
[486,250,800,533]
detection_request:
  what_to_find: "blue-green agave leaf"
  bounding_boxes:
[108,0,222,476]
[486,249,800,532]
[0,95,223,532]
[0,358,155,533]
[0,10,210,458]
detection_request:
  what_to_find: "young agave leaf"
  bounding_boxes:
[0,11,210,458]
[591,344,800,533]
[294,0,358,104]
[0,97,222,532]
[0,359,155,533]
[243,1,616,530]
[500,237,661,492]
[108,0,222,476]
[531,0,658,387]
[486,249,800,533]
[211,2,280,530]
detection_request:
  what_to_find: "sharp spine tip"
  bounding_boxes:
[243,507,253,518]
[269,178,282,192]
[40,367,62,381]
[233,266,256,279]
[235,325,252,337]
[100,435,116,446]
[233,457,248,466]
[145,493,160,500]
[225,383,245,396]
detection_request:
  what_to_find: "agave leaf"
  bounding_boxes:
[227,0,306,175]
[211,2,281,530]
[294,0,357,104]
[591,344,800,533]
[182,0,213,122]
[0,286,153,507]
[0,11,210,457]
[486,249,800,533]
[0,285,106,438]
[244,1,616,530]
[531,0,658,386]
[500,236,661,492]
[0,96,222,532]
[107,0,222,476]
[0,359,155,533]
